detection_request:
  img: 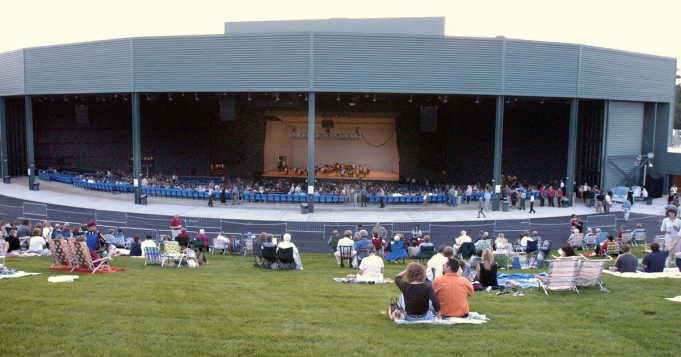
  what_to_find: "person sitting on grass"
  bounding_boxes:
[395,262,441,321]
[356,245,384,283]
[613,244,637,273]
[458,259,472,281]
[476,248,501,290]
[640,243,669,273]
[28,228,50,255]
[599,236,619,256]
[129,236,142,257]
[433,258,474,318]
[408,241,419,258]
[334,230,356,266]
[5,230,21,254]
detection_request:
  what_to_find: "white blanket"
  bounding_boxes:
[0,271,41,280]
[394,312,488,325]
[48,275,80,283]
[602,268,681,279]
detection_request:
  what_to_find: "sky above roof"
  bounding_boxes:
[1,0,679,81]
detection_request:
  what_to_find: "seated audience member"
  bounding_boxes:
[60,226,72,239]
[458,259,471,280]
[613,244,637,273]
[567,228,580,245]
[494,233,507,250]
[75,235,104,266]
[195,229,209,252]
[16,219,32,238]
[105,229,117,246]
[456,231,472,246]
[356,245,384,283]
[520,231,533,247]
[474,234,491,252]
[641,243,669,273]
[28,228,50,255]
[277,233,303,269]
[327,230,340,252]
[355,230,372,259]
[395,262,441,321]
[560,245,577,258]
[385,235,408,262]
[599,235,619,256]
[175,228,190,248]
[5,230,21,253]
[433,258,474,318]
[141,234,157,256]
[476,249,500,289]
[417,235,434,256]
[129,236,143,257]
[617,225,630,239]
[262,234,276,248]
[408,242,419,258]
[334,230,356,265]
[426,245,451,281]
[213,233,229,253]
[630,223,645,238]
[371,232,383,252]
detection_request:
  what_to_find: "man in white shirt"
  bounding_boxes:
[427,246,454,281]
[42,220,54,240]
[141,235,157,257]
[456,231,472,246]
[356,245,384,283]
[334,230,356,265]
[28,232,49,255]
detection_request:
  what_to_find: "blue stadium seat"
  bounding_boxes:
[313,195,320,203]
[332,195,339,204]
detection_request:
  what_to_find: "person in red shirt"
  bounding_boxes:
[556,187,563,207]
[432,258,474,318]
[170,214,182,238]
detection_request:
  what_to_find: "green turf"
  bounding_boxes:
[1,249,680,356]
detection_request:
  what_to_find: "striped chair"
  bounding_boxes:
[574,258,609,292]
[144,247,162,266]
[48,239,73,269]
[70,241,111,274]
[162,241,186,268]
[539,259,580,295]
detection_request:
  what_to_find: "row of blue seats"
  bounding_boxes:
[243,193,346,204]
[142,187,219,199]
[74,180,134,193]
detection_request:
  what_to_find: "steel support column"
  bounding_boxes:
[492,96,504,211]
[566,99,579,206]
[306,92,315,213]
[25,96,35,190]
[0,97,7,179]
[132,93,142,204]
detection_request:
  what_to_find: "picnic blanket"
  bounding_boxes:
[48,275,80,283]
[49,266,125,274]
[497,273,546,288]
[602,269,681,279]
[0,271,41,280]
[333,278,394,284]
[665,296,681,302]
[394,312,488,325]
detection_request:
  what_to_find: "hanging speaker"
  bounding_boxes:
[219,96,235,121]
[420,105,437,132]
[645,172,664,198]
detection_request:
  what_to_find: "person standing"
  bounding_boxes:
[622,199,631,221]
[360,186,369,207]
[170,214,182,238]
[232,185,240,205]
[466,185,473,204]
[539,185,546,207]
[483,189,491,212]
[547,187,555,207]
[219,187,227,205]
[207,187,214,207]
[477,197,486,218]
[379,188,385,208]
[604,192,611,213]
[448,186,456,207]
[529,194,536,213]
[519,190,526,210]
[422,190,429,209]
[661,209,681,268]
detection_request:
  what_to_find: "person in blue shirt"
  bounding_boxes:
[129,236,142,257]
[622,199,632,221]
[640,243,669,273]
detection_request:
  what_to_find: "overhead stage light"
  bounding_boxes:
[409,95,413,103]
[505,97,510,104]
[275,93,280,102]
[442,96,448,103]
[123,94,128,101]
[304,93,308,101]
[540,98,545,105]
[336,93,341,101]
[194,93,199,101]
[168,94,173,101]
[372,94,377,102]
[475,97,480,104]
[248,93,252,101]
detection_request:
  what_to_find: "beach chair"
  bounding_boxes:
[633,232,647,247]
[538,259,580,295]
[212,239,227,255]
[70,241,111,273]
[0,239,9,274]
[584,234,598,250]
[261,245,277,267]
[252,237,263,262]
[242,237,253,257]
[574,257,610,292]
[338,245,353,268]
[414,245,436,263]
[493,251,509,269]
[162,241,186,268]
[48,239,73,269]
[618,231,633,246]
[144,247,162,266]
[385,241,408,263]
[605,240,620,257]
[569,233,586,250]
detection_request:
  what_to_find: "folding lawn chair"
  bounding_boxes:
[162,241,186,268]
[242,237,253,257]
[338,245,353,268]
[261,245,277,267]
[633,232,647,247]
[538,259,580,295]
[414,245,436,263]
[144,247,162,266]
[70,241,111,274]
[48,239,73,269]
[0,239,10,274]
[276,247,296,270]
[584,234,598,250]
[574,256,610,292]
[536,240,552,268]
[569,233,586,250]
[493,251,509,269]
[618,231,633,246]
[212,239,227,255]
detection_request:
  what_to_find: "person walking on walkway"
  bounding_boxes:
[529,194,536,213]
[477,198,486,218]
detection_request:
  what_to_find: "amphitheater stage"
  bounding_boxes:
[262,170,399,182]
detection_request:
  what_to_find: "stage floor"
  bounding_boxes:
[0,177,669,223]
[263,170,399,181]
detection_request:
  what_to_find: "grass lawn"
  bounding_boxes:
[1,249,680,356]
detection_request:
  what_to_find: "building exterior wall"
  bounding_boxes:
[0,50,24,96]
[603,101,645,189]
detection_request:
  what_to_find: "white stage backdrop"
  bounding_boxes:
[264,117,399,173]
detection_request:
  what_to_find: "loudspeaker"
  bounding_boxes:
[420,105,437,132]
[645,172,664,198]
[75,104,89,128]
[219,96,235,121]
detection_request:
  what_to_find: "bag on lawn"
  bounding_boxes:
[389,298,405,321]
